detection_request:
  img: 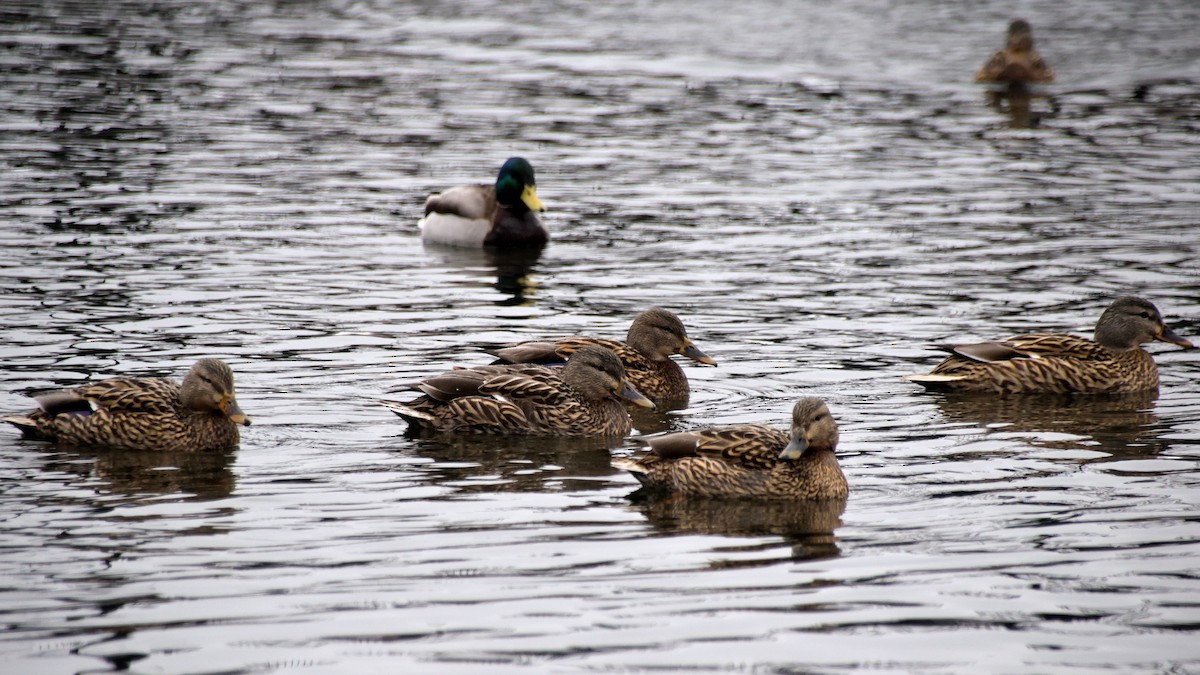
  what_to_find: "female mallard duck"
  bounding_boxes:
[907,296,1194,395]
[418,157,547,248]
[488,308,716,404]
[3,358,250,452]
[380,345,654,437]
[975,19,1055,86]
[612,397,848,500]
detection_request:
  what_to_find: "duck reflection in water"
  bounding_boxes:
[39,448,236,501]
[985,87,1055,129]
[625,494,845,563]
[404,434,623,494]
[929,389,1167,458]
[422,244,544,306]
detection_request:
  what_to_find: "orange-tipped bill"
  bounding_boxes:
[1158,326,1194,349]
[619,380,655,410]
[222,397,252,426]
[682,342,717,366]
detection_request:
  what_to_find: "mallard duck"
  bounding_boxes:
[612,397,848,500]
[975,19,1055,85]
[380,345,654,437]
[3,358,250,452]
[907,296,1194,395]
[418,157,547,248]
[488,308,716,404]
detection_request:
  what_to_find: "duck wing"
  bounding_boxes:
[478,367,575,407]
[412,367,491,401]
[488,341,567,365]
[423,184,496,220]
[41,377,181,416]
[490,337,642,367]
[648,424,787,470]
[557,337,652,370]
[940,333,1104,363]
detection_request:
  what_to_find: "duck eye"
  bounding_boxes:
[1139,311,1152,319]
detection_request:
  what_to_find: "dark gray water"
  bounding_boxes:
[2,0,1199,672]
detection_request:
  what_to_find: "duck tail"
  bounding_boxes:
[904,373,967,389]
[3,415,50,440]
[611,457,641,472]
[611,457,655,487]
[378,399,433,426]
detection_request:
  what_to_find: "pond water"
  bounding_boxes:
[2,0,1199,672]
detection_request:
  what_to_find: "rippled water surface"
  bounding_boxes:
[2,0,1199,672]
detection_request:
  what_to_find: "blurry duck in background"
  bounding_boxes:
[975,19,1055,87]
[418,157,548,249]
[907,296,1194,395]
[975,19,1056,128]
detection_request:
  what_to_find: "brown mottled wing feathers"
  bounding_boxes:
[490,335,689,401]
[391,362,632,436]
[940,334,1107,364]
[478,371,573,407]
[558,338,652,371]
[651,425,787,470]
[493,337,644,367]
[1004,333,1109,359]
[440,396,529,432]
[67,377,182,415]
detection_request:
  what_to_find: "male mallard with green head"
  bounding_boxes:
[613,397,848,500]
[4,358,250,452]
[418,157,547,248]
[907,296,1193,395]
[381,345,653,436]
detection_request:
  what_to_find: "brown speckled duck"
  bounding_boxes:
[975,19,1055,86]
[418,157,547,249]
[488,308,716,404]
[612,397,848,500]
[3,358,250,452]
[907,296,1194,395]
[380,345,653,437]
